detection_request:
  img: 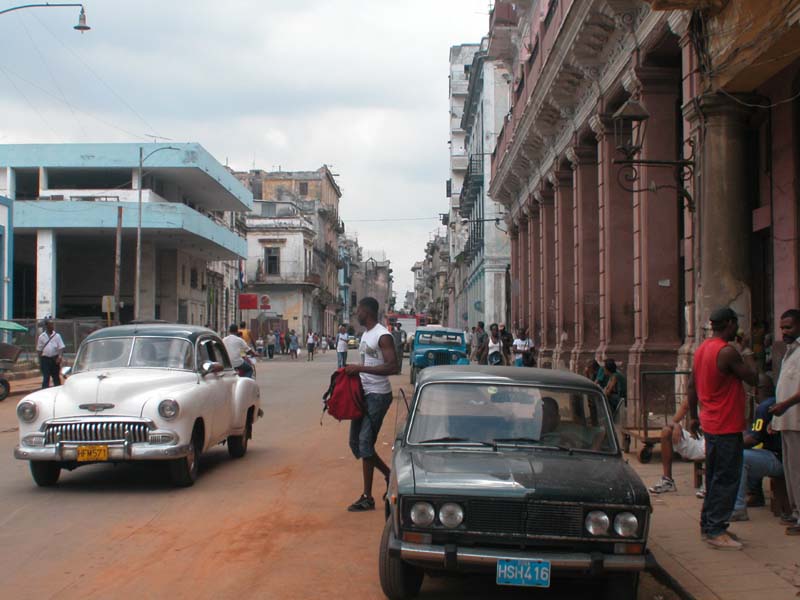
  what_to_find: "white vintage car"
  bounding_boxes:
[14,324,261,487]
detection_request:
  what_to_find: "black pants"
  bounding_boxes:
[40,356,61,389]
[701,432,743,538]
[267,344,275,359]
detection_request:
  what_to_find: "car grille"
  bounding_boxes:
[44,422,150,444]
[431,351,451,366]
[467,499,584,538]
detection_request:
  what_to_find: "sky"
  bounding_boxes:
[0,0,491,298]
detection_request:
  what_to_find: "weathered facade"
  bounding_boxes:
[412,235,449,323]
[486,0,800,413]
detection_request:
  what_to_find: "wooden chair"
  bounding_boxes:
[769,476,791,516]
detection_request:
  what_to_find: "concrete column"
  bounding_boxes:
[550,168,574,370]
[527,203,541,347]
[591,114,635,361]
[568,145,601,372]
[685,93,755,337]
[627,68,683,409]
[138,241,157,320]
[36,229,57,319]
[38,167,48,197]
[510,225,520,328]
[537,187,555,367]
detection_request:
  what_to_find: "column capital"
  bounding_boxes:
[683,92,759,125]
[589,113,614,142]
[567,145,597,169]
[547,168,574,189]
[667,11,691,38]
[634,66,681,96]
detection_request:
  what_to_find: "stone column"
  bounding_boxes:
[537,186,556,368]
[527,202,541,348]
[510,224,520,328]
[685,93,755,337]
[550,168,575,370]
[36,229,57,319]
[518,212,529,331]
[568,145,600,372]
[591,113,635,361]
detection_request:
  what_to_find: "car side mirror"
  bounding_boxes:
[200,361,224,376]
[60,366,72,378]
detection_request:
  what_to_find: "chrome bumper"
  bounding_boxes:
[14,442,191,461]
[389,534,648,573]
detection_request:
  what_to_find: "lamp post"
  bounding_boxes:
[0,3,90,30]
[135,146,179,321]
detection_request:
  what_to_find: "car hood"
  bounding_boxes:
[413,345,467,354]
[408,448,648,505]
[51,368,197,419]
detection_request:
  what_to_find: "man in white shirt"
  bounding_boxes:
[37,319,65,389]
[223,324,254,377]
[344,297,399,512]
[336,324,349,369]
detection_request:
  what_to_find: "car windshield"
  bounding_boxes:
[416,332,463,346]
[408,382,616,453]
[73,337,194,372]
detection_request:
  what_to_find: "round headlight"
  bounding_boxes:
[158,399,180,420]
[439,502,464,528]
[585,510,610,536]
[426,351,434,360]
[17,401,38,423]
[450,353,459,362]
[613,512,639,537]
[410,502,435,527]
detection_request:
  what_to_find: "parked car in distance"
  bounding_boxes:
[409,327,468,384]
[14,324,262,488]
[380,366,650,600]
[348,335,359,349]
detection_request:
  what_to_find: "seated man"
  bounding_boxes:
[539,396,606,451]
[731,374,783,521]
[649,397,705,494]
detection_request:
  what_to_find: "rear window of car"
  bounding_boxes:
[408,382,616,454]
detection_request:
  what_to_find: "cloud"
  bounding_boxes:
[0,0,491,295]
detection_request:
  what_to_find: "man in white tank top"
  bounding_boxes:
[344,297,399,511]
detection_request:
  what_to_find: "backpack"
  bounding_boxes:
[321,368,365,423]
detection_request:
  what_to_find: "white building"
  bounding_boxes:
[448,38,511,329]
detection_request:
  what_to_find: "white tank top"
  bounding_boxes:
[488,336,502,354]
[359,323,393,395]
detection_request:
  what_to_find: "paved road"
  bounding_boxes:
[0,351,678,599]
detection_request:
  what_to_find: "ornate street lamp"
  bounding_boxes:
[611,96,696,211]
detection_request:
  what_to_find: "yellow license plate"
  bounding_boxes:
[77,445,108,462]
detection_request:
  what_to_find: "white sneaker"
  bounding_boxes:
[649,477,677,494]
[695,486,706,499]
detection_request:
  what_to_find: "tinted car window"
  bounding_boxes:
[73,338,132,372]
[416,332,463,346]
[130,338,193,370]
[409,383,615,453]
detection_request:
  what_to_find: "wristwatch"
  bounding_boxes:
[741,349,754,357]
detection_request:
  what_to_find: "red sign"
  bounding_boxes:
[259,294,271,310]
[238,294,258,310]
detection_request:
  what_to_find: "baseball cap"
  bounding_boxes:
[709,307,738,323]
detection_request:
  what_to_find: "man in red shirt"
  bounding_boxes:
[688,307,758,550]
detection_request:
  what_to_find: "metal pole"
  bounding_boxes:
[113,206,122,325]
[135,146,142,321]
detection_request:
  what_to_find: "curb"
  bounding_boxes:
[647,553,696,600]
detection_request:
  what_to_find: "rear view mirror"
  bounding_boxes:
[200,361,223,376]
[60,366,72,378]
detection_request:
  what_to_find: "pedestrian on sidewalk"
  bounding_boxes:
[336,325,349,369]
[306,332,316,361]
[344,297,399,512]
[688,307,758,550]
[36,319,65,389]
[288,330,299,360]
[770,308,800,535]
[730,373,783,522]
[649,396,706,495]
[320,334,328,354]
[474,321,488,364]
[266,331,276,359]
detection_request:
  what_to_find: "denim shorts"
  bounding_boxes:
[349,392,393,459]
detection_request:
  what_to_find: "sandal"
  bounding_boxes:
[347,494,375,512]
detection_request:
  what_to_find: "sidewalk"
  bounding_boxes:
[628,448,800,599]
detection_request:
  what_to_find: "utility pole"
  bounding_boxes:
[135,146,143,321]
[113,206,122,324]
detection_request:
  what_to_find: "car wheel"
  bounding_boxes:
[170,428,201,487]
[379,518,423,600]
[30,461,61,487]
[228,411,252,459]
[603,573,639,600]
[410,367,416,385]
[0,378,10,401]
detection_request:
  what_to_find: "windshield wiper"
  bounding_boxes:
[492,437,541,445]
[417,436,497,449]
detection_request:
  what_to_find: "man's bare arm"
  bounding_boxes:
[345,334,399,377]
[719,345,758,387]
